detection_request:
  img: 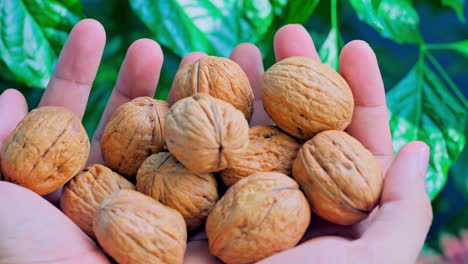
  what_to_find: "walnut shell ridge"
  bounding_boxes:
[172,56,254,121]
[206,172,310,264]
[101,97,169,177]
[292,130,383,225]
[219,126,300,187]
[93,189,187,264]
[262,56,354,139]
[164,93,249,173]
[1,106,89,195]
[136,152,218,232]
[61,164,135,238]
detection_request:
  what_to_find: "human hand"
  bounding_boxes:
[0,20,432,264]
[0,19,165,263]
[182,25,433,264]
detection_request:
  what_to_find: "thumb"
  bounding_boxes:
[360,141,432,263]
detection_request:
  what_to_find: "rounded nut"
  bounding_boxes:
[219,126,300,187]
[206,172,310,264]
[165,93,249,173]
[136,152,218,232]
[61,164,135,238]
[1,106,89,195]
[292,130,383,225]
[93,189,187,264]
[262,56,354,139]
[101,97,169,177]
[172,56,254,120]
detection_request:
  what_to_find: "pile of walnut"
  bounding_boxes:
[0,56,383,264]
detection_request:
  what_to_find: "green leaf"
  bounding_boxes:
[349,0,384,30]
[350,0,422,44]
[319,28,342,71]
[377,0,423,43]
[387,65,467,200]
[0,0,82,89]
[130,0,316,57]
[442,0,466,23]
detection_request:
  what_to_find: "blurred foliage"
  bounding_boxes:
[0,0,467,257]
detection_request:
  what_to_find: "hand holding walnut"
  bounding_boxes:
[0,21,432,264]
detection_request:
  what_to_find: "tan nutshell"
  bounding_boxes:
[101,97,169,177]
[93,189,187,264]
[136,152,218,232]
[262,56,354,139]
[219,126,300,187]
[172,56,254,120]
[164,93,249,173]
[61,164,135,238]
[0,106,89,195]
[206,172,310,264]
[292,130,383,225]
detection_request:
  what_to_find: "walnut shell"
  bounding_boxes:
[172,56,254,121]
[292,130,383,225]
[93,189,187,264]
[219,126,300,187]
[136,152,218,232]
[61,164,135,238]
[165,93,249,173]
[1,106,89,195]
[206,172,310,264]
[101,97,169,177]
[262,56,354,139]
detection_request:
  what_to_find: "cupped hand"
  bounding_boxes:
[183,25,432,264]
[0,19,164,263]
[0,20,432,264]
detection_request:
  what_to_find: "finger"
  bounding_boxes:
[339,40,394,174]
[0,89,28,181]
[273,24,320,61]
[0,89,28,148]
[0,182,109,263]
[360,141,432,263]
[39,19,106,119]
[229,43,269,126]
[167,51,207,104]
[88,39,164,165]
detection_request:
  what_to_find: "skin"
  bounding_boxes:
[0,20,432,264]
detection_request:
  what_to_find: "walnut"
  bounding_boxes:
[219,126,300,187]
[101,97,169,177]
[93,189,186,264]
[262,56,354,139]
[164,93,249,173]
[61,164,135,238]
[206,172,310,264]
[1,106,89,195]
[292,130,383,225]
[136,152,218,232]
[172,56,254,121]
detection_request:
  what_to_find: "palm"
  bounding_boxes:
[0,20,430,264]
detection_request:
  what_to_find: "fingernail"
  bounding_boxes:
[418,145,430,177]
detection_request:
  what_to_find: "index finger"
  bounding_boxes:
[39,19,106,119]
[274,24,321,61]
